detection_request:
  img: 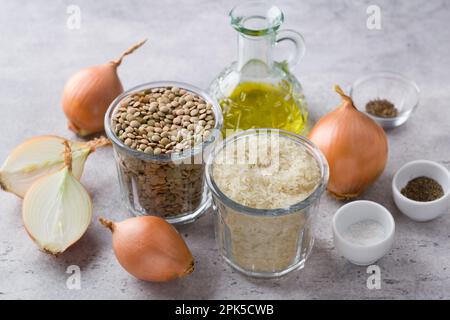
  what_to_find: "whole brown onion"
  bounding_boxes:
[62,40,146,136]
[308,85,388,199]
[100,216,194,282]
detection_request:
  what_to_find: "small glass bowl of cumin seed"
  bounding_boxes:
[350,72,420,129]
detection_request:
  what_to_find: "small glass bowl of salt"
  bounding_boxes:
[332,200,395,266]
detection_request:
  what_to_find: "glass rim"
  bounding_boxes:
[350,71,420,97]
[350,71,420,106]
[229,1,284,36]
[205,128,330,216]
[104,81,223,162]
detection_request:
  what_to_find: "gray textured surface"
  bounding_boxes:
[1,0,449,300]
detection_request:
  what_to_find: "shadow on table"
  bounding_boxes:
[59,226,104,269]
[214,237,340,299]
[7,199,104,283]
[132,252,221,299]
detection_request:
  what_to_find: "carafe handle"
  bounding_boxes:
[275,29,306,68]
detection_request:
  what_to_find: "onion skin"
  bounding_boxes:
[308,85,388,199]
[62,64,123,136]
[62,40,146,136]
[100,216,194,282]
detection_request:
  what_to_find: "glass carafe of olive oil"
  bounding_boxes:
[209,1,308,137]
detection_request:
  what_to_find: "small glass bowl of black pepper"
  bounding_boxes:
[350,72,420,129]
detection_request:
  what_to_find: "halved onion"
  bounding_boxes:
[0,136,109,197]
[22,143,92,255]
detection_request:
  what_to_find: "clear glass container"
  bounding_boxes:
[206,129,329,278]
[105,81,223,224]
[209,1,308,137]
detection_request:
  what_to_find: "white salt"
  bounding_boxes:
[343,219,385,246]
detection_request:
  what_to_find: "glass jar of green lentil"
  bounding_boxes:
[105,81,223,224]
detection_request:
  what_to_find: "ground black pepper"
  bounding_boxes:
[366,99,398,118]
[401,176,444,202]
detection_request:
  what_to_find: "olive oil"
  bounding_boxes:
[220,82,308,136]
